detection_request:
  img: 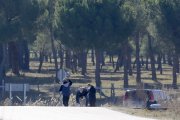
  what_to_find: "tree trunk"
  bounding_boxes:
[18,41,29,71]
[81,50,87,76]
[0,44,3,64]
[44,54,48,62]
[8,41,20,75]
[49,53,52,63]
[34,52,38,59]
[50,28,59,82]
[18,42,24,70]
[95,49,101,88]
[162,54,166,64]
[141,56,144,66]
[148,34,157,81]
[175,55,179,73]
[112,55,115,68]
[77,52,82,68]
[167,53,173,66]
[157,54,161,70]
[157,54,163,75]
[59,49,64,69]
[128,51,133,76]
[109,54,112,63]
[72,54,78,73]
[172,51,178,89]
[123,44,129,88]
[101,51,105,66]
[114,54,122,72]
[91,49,95,66]
[119,55,124,68]
[0,44,7,88]
[114,55,120,72]
[133,59,136,69]
[135,33,141,84]
[38,51,44,73]
[146,56,149,70]
[23,41,30,70]
[65,49,71,69]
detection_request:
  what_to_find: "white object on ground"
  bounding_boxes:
[0,107,156,120]
[150,104,161,109]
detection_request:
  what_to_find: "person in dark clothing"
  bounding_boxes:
[87,84,96,107]
[59,79,72,106]
[76,87,88,106]
[146,91,157,109]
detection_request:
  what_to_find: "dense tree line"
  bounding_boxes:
[0,0,180,89]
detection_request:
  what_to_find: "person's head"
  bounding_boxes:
[87,84,92,89]
[63,80,68,84]
[79,87,84,93]
[88,83,93,86]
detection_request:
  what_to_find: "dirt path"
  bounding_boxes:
[0,107,155,120]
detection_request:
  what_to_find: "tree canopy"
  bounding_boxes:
[159,0,180,51]
[56,0,135,50]
[0,0,39,43]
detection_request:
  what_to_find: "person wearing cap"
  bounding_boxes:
[59,79,72,106]
[87,84,96,107]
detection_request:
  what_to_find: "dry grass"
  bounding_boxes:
[1,56,180,119]
[108,98,180,120]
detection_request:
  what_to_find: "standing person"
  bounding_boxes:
[87,84,96,107]
[59,79,72,106]
[76,87,88,106]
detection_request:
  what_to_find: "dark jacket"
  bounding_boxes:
[88,86,96,102]
[76,88,88,104]
[59,80,72,96]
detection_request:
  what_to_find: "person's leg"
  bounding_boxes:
[89,102,92,107]
[76,95,80,105]
[64,96,70,106]
[92,100,96,107]
[89,99,93,107]
[85,96,88,106]
[63,96,66,106]
[146,100,151,109]
[63,96,69,106]
[66,96,70,106]
[89,97,96,107]
[90,100,96,107]
[93,98,96,107]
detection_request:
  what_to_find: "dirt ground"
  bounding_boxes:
[107,99,180,120]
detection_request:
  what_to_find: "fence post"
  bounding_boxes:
[37,79,40,92]
[99,87,102,100]
[9,84,12,105]
[53,76,56,98]
[2,79,4,98]
[23,84,26,105]
[2,79,5,97]
[111,83,115,101]
[0,80,4,99]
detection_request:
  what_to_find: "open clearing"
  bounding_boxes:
[2,59,180,120]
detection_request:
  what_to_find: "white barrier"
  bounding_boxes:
[5,83,30,105]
